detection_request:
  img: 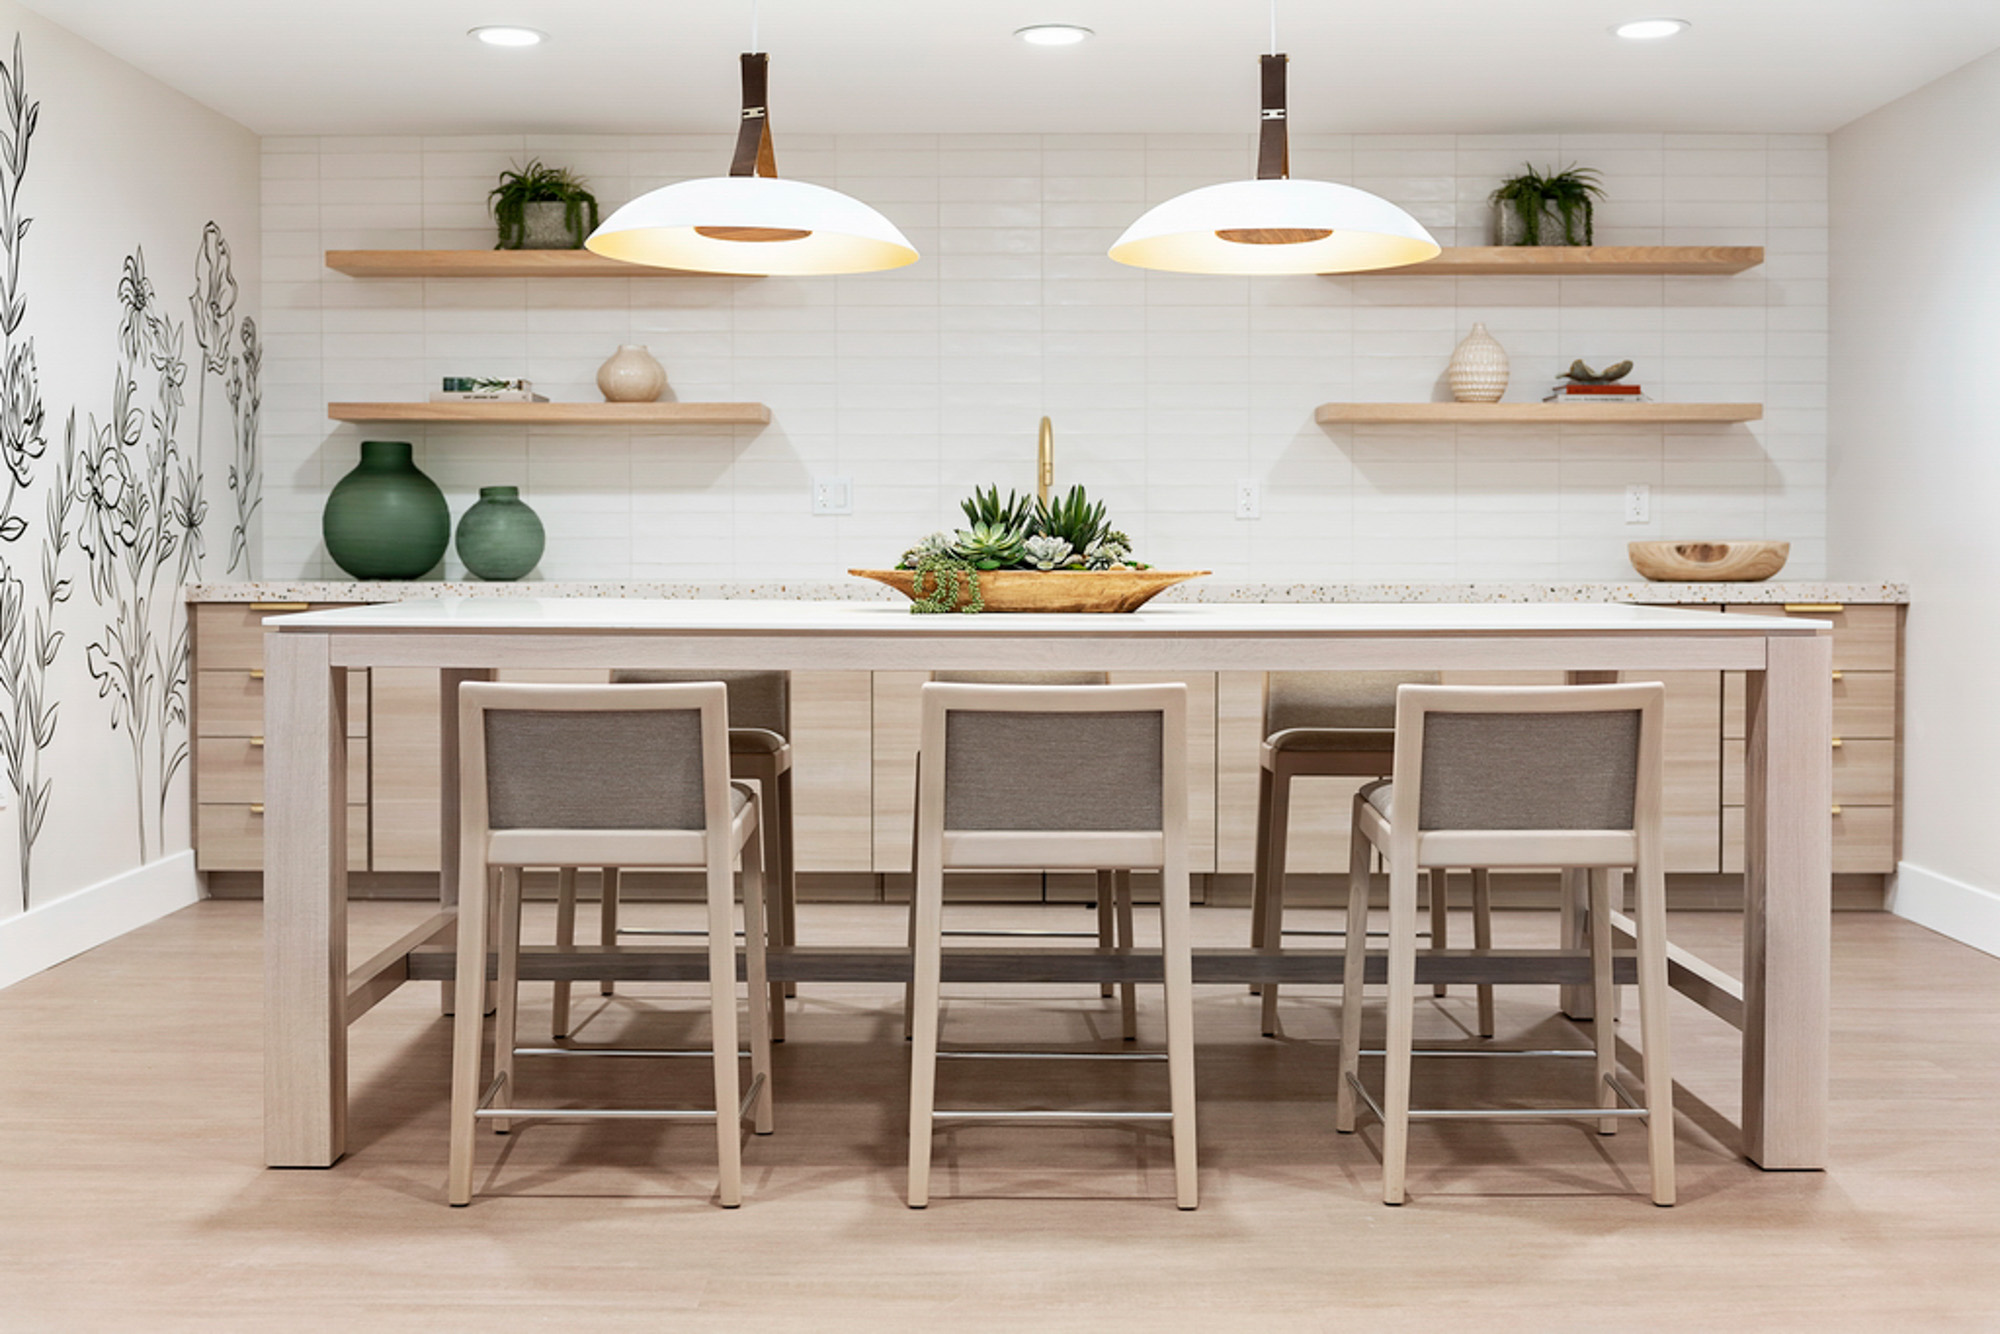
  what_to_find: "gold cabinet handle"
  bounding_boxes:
[249,803,266,816]
[250,736,265,748]
[1784,603,1843,613]
[250,601,309,612]
[1830,805,1842,817]
[248,669,265,680]
[1831,737,1843,749]
[1830,670,1842,681]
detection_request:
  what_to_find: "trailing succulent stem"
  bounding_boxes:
[909,552,982,614]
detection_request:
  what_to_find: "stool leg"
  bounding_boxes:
[1114,868,1138,1042]
[1381,856,1421,1206]
[1634,853,1676,1206]
[1097,869,1117,999]
[1249,764,1276,996]
[1259,768,1294,1037]
[447,860,494,1206]
[1589,867,1618,1136]
[741,806,775,1136]
[1471,867,1495,1039]
[907,840,945,1208]
[492,867,523,1136]
[1336,793,1373,1134]
[706,844,744,1209]
[753,759,788,1042]
[777,765,798,1001]
[1429,868,1449,998]
[598,867,620,997]
[1160,854,1199,1210]
[552,866,577,1039]
[1560,867,1592,1020]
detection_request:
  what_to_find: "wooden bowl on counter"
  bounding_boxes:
[850,568,1208,613]
[1628,540,1789,582]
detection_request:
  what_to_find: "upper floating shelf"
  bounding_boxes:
[328,402,771,426]
[1337,246,1765,277]
[324,250,714,279]
[1315,402,1763,425]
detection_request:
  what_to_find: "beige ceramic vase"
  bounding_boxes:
[1446,322,1509,403]
[595,344,667,402]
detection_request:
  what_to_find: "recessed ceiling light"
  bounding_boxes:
[1613,17,1690,40]
[469,25,545,48]
[1014,24,1094,47]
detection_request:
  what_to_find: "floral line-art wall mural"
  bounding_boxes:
[190,222,259,578]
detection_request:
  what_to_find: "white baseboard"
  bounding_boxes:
[1888,861,2000,960]
[0,850,200,990]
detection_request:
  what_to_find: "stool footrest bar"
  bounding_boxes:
[932,1109,1175,1121]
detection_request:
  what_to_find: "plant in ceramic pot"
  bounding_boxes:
[1490,163,1604,246]
[489,160,600,250]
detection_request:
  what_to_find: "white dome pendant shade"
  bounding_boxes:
[1109,54,1439,275]
[586,53,917,276]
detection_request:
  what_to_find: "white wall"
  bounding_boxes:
[262,131,1826,584]
[1831,49,2000,955]
[0,1,258,981]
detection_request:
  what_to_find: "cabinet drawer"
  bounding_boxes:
[1724,604,1898,672]
[196,803,369,872]
[1723,738,1895,807]
[196,669,368,738]
[192,601,358,670]
[1723,803,1895,875]
[1724,669,1895,740]
[195,736,367,805]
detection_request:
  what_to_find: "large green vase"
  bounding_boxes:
[321,440,450,579]
[454,486,546,581]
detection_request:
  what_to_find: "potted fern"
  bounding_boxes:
[1490,164,1604,247]
[489,160,600,250]
[851,484,1206,614]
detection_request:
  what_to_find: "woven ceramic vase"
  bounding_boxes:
[1447,322,1509,403]
[596,344,667,402]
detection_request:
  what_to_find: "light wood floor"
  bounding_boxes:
[4,899,1997,1332]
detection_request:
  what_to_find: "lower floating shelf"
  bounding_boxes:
[1315,402,1762,425]
[328,402,771,426]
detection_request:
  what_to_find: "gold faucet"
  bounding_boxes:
[1037,416,1054,503]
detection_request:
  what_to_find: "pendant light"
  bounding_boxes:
[1109,7,1439,276]
[587,14,917,276]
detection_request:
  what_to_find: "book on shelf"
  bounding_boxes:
[428,390,549,403]
[1544,384,1648,402]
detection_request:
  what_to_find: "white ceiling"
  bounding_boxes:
[22,0,2000,138]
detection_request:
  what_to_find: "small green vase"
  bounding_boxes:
[321,440,450,580]
[455,486,545,581]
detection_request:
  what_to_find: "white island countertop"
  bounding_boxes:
[189,578,1908,605]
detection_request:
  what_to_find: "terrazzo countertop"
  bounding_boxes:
[186,579,1909,605]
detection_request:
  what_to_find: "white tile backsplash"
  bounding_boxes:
[265,131,1825,582]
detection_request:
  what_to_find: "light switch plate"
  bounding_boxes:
[1624,483,1651,524]
[811,476,853,515]
[1236,480,1261,520]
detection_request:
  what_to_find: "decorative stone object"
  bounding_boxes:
[1446,322,1509,403]
[455,487,547,581]
[595,344,668,402]
[321,440,450,580]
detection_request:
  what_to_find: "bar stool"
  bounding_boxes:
[553,670,794,1041]
[907,682,1198,1210]
[1335,682,1675,1207]
[925,671,1136,1038]
[447,681,774,1208]
[1249,671,1494,1039]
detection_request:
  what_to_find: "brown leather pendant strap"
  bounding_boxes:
[1256,53,1289,181]
[729,51,777,179]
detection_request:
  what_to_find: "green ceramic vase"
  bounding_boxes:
[321,440,450,580]
[454,486,545,581]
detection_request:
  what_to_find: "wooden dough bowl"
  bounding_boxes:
[1628,540,1789,582]
[850,568,1208,613]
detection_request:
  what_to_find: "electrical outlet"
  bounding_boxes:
[811,476,853,516]
[1236,480,1261,520]
[1624,483,1651,525]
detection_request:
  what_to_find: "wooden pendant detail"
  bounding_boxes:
[694,225,813,243]
[1215,227,1333,245]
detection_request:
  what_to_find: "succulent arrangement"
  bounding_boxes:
[1490,163,1604,246]
[895,484,1143,614]
[489,160,601,250]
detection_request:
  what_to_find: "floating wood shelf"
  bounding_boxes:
[1315,402,1763,425]
[1337,246,1764,277]
[323,250,713,279]
[328,402,771,426]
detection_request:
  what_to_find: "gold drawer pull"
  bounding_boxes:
[249,803,266,816]
[1831,805,1842,817]
[250,601,309,612]
[1830,670,1842,681]
[250,736,265,748]
[1831,737,1843,749]
[249,669,265,680]
[1784,603,1843,613]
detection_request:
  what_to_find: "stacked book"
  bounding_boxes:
[429,377,547,403]
[1544,381,1647,403]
